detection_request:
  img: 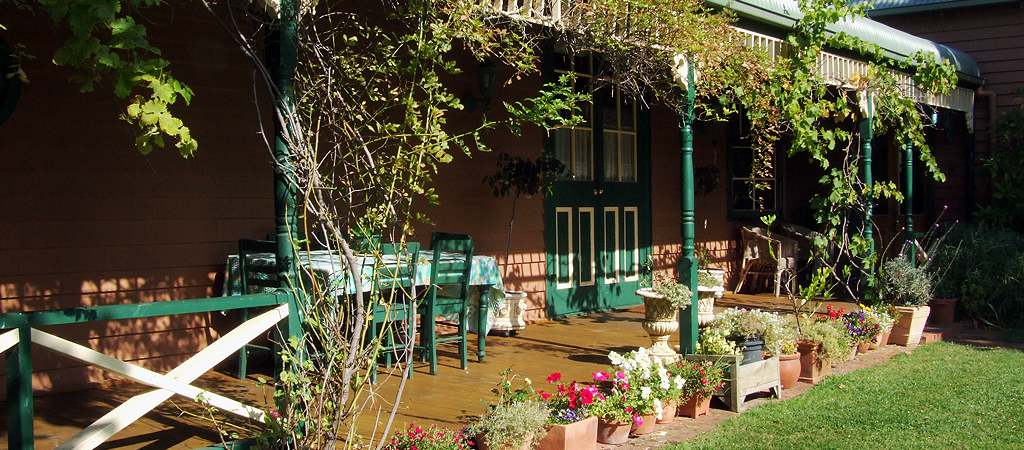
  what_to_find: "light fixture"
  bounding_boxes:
[466,60,496,112]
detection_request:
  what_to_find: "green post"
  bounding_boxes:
[6,325,34,450]
[903,142,915,266]
[678,60,699,355]
[859,93,875,265]
[271,0,302,342]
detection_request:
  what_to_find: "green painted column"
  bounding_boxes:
[678,60,699,355]
[6,325,34,450]
[268,0,305,365]
[903,142,915,266]
[859,93,875,266]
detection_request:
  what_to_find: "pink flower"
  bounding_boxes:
[547,372,562,383]
[633,415,644,427]
[615,371,626,380]
[268,408,281,420]
[592,370,609,381]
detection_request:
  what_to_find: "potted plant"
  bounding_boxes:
[879,258,933,347]
[473,369,550,450]
[652,362,686,424]
[771,320,801,389]
[696,270,724,325]
[865,304,896,349]
[696,247,726,298]
[385,424,473,450]
[671,359,726,418]
[711,308,775,364]
[844,309,881,354]
[587,379,631,445]
[483,153,565,335]
[796,317,851,384]
[604,349,663,435]
[636,274,692,360]
[535,372,599,450]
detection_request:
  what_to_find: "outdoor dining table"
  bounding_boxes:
[224,249,507,361]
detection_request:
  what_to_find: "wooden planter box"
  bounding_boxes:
[537,416,597,450]
[685,354,781,412]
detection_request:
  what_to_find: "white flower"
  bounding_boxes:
[641,386,652,400]
[654,398,664,420]
[674,375,685,390]
[660,376,671,391]
[608,351,624,367]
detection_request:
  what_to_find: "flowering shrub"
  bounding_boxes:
[696,325,741,355]
[844,310,881,343]
[863,304,896,332]
[700,308,784,355]
[589,347,674,426]
[537,372,599,424]
[385,424,472,450]
[670,359,726,401]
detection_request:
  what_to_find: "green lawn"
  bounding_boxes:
[670,343,1024,449]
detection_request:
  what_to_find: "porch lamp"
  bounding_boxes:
[468,60,497,112]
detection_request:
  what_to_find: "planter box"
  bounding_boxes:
[796,340,831,385]
[537,416,597,450]
[685,354,781,412]
[889,305,930,347]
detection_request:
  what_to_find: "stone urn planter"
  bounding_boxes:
[489,290,528,336]
[596,419,630,445]
[637,288,679,361]
[889,305,931,347]
[677,395,711,418]
[696,285,723,325]
[796,340,831,384]
[778,353,801,389]
[698,268,726,298]
[537,416,597,450]
[928,298,958,327]
[630,414,657,435]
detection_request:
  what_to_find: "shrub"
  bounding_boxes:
[879,258,932,307]
[800,319,852,363]
[671,359,727,401]
[471,401,548,450]
[385,424,472,450]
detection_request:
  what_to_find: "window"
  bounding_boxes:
[553,52,594,181]
[728,115,777,218]
[601,88,638,182]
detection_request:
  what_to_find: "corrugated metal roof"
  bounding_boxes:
[705,0,982,83]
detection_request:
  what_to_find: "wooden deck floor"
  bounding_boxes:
[1,293,859,449]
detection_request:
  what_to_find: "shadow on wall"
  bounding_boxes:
[650,238,741,287]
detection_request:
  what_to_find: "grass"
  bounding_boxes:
[669,343,1024,449]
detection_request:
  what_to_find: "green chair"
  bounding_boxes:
[365,241,421,381]
[235,239,279,380]
[419,232,474,375]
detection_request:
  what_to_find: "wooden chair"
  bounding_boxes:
[734,227,799,297]
[366,241,420,381]
[419,232,474,375]
[236,238,279,379]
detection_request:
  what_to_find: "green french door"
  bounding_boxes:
[544,51,652,317]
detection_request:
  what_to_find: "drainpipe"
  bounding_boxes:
[271,0,303,344]
[903,142,914,266]
[678,59,698,355]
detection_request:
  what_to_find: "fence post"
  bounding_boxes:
[6,324,34,450]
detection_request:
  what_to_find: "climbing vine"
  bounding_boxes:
[4,0,197,156]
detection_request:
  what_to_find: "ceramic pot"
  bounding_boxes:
[738,337,765,365]
[475,434,533,450]
[657,400,677,424]
[696,286,721,325]
[637,288,679,360]
[796,340,831,384]
[778,353,801,389]
[928,298,958,327]
[630,414,657,435]
[857,341,872,354]
[489,290,529,336]
[677,395,711,418]
[596,419,630,445]
[889,305,931,347]
[537,416,597,450]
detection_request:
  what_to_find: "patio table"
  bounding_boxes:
[223,249,506,361]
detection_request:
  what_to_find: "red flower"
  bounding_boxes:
[538,390,552,401]
[547,372,562,383]
[580,386,596,405]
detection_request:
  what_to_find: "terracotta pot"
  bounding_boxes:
[475,434,533,450]
[928,298,958,327]
[857,341,872,354]
[796,340,832,384]
[677,395,711,418]
[537,416,597,450]
[596,419,630,445]
[870,330,890,350]
[778,353,801,389]
[889,305,931,347]
[630,414,657,435]
[657,400,677,424]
